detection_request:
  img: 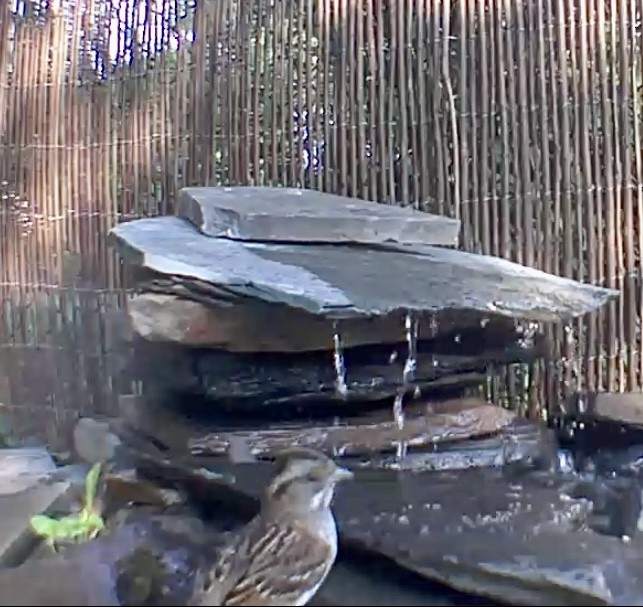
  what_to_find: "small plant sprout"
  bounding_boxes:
[29,462,105,551]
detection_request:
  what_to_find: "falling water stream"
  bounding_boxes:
[332,314,420,459]
[332,321,348,397]
[393,312,419,459]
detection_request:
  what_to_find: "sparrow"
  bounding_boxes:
[193,447,354,606]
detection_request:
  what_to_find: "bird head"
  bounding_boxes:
[265,447,353,512]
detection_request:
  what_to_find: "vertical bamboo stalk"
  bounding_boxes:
[356,0,367,201]
[632,0,643,389]
[590,0,606,390]
[338,0,349,195]
[374,0,387,201]
[459,0,472,247]
[579,0,598,391]
[416,0,430,209]
[597,0,617,391]
[608,0,625,390]
[396,0,409,204]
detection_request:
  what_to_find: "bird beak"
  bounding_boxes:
[332,465,354,482]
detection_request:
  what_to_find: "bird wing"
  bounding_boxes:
[195,518,259,606]
[221,517,335,606]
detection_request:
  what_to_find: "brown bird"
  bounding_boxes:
[193,447,354,606]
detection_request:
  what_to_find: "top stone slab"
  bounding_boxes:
[176,186,461,246]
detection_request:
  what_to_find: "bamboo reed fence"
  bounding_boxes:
[0,0,641,443]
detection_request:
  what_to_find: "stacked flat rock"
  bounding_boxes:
[112,186,616,323]
[109,186,618,405]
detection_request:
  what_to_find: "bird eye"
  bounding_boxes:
[306,468,326,482]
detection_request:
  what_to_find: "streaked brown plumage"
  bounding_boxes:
[194,448,353,606]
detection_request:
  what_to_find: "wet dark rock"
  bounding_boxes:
[15,512,217,606]
[564,477,643,540]
[5,493,497,607]
[553,411,643,472]
[335,470,643,605]
[131,322,546,408]
[364,417,558,472]
[591,442,643,478]
[115,547,167,605]
[109,216,617,322]
[102,469,183,516]
[567,391,643,429]
[188,398,517,458]
[311,548,503,606]
[111,474,505,606]
[177,186,461,246]
[152,456,643,605]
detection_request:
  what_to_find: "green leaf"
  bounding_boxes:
[29,463,106,551]
[84,462,102,511]
[30,514,60,538]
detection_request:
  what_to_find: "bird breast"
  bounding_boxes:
[309,507,338,554]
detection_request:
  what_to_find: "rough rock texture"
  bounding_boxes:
[130,322,547,407]
[568,391,643,428]
[0,447,71,566]
[73,417,122,464]
[188,398,517,458]
[0,447,57,495]
[166,458,643,606]
[127,292,510,352]
[0,559,120,606]
[109,216,617,322]
[176,186,461,246]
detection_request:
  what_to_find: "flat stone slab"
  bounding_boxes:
[177,186,461,246]
[127,292,506,353]
[109,217,618,322]
[0,447,57,495]
[200,461,643,605]
[0,448,73,566]
[0,482,70,566]
[188,399,517,458]
[568,392,643,428]
[0,559,119,606]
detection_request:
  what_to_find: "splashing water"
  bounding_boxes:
[332,321,348,397]
[393,312,419,459]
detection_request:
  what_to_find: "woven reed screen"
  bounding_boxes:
[0,0,640,441]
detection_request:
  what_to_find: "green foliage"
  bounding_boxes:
[29,462,105,551]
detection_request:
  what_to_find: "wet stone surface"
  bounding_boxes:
[130,318,546,408]
[5,416,643,605]
[187,398,519,459]
[196,459,643,606]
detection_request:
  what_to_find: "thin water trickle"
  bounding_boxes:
[332,321,348,397]
[393,390,406,458]
[403,312,418,384]
[393,312,419,460]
